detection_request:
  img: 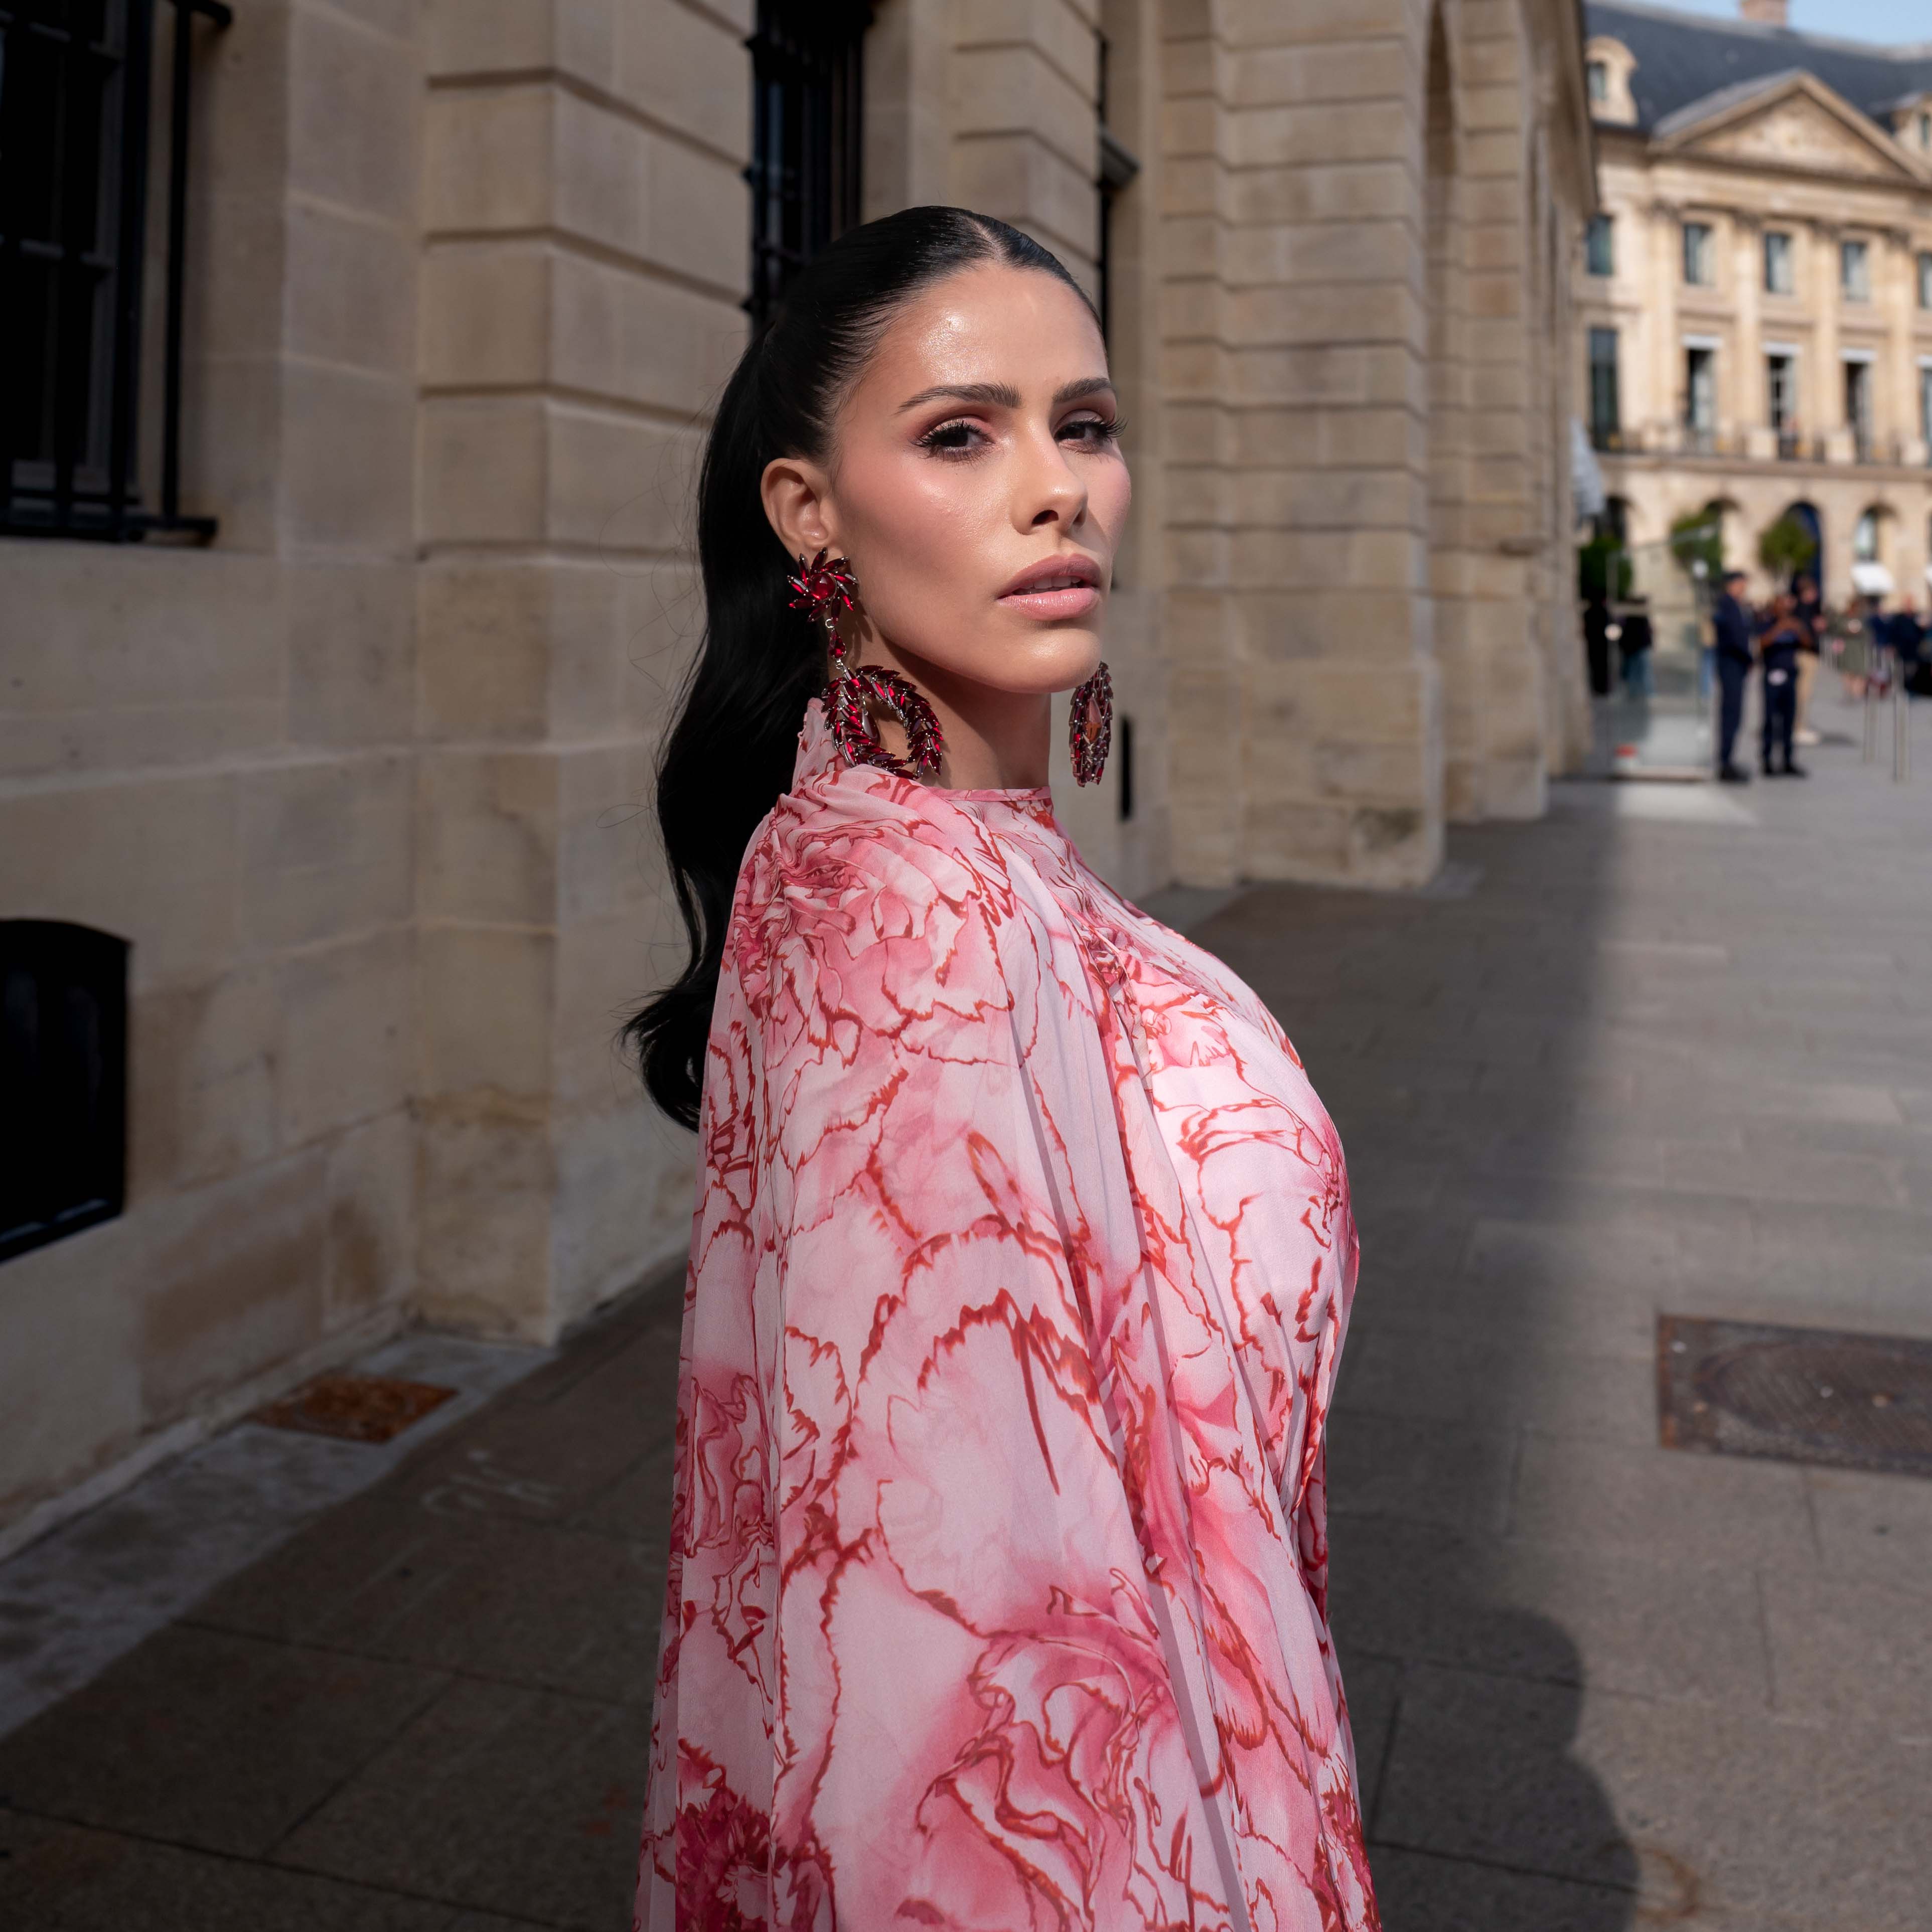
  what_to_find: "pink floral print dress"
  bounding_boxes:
[637,702,1379,1931]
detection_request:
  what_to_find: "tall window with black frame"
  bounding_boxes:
[745,0,871,334]
[1,0,232,542]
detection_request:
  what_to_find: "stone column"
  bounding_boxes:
[413,0,750,1340]
[1882,227,1919,466]
[1734,213,1771,460]
[1157,0,1441,888]
[1811,220,1849,463]
[1648,199,1680,452]
[949,0,1101,290]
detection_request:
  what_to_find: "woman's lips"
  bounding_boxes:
[999,582,1101,620]
[997,561,1102,621]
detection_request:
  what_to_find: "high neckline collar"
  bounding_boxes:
[791,699,1058,821]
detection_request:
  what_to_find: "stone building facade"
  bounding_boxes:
[1577,1,1932,600]
[0,0,1593,1545]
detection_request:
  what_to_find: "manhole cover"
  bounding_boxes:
[255,1372,457,1444]
[1658,1315,1932,1478]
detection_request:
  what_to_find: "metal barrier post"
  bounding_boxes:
[1896,678,1911,783]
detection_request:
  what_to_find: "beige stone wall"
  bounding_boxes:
[1578,88,1932,606]
[1155,0,1592,890]
[0,0,424,1535]
[413,0,747,1342]
[0,0,1593,1541]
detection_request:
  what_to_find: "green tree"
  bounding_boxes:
[1577,533,1632,602]
[1757,513,1819,584]
[1668,509,1724,587]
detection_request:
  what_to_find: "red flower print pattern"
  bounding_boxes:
[637,702,1379,1932]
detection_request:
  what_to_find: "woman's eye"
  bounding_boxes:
[1060,415,1122,448]
[919,419,983,455]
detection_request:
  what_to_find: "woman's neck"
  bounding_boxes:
[863,639,1054,791]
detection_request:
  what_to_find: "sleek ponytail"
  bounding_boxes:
[626,207,1088,1129]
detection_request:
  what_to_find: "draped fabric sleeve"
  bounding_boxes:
[639,738,1378,1932]
[639,794,1247,1932]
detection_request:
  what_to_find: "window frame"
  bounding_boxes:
[1585,214,1614,278]
[1763,230,1795,298]
[1684,345,1717,438]
[1918,251,1932,311]
[1,0,233,544]
[744,0,872,337]
[1681,220,1714,288]
[1840,237,1871,304]
[1587,325,1620,450]
[1,920,129,1265]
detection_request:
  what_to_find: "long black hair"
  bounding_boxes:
[626,207,1089,1129]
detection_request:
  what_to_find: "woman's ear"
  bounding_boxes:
[761,455,838,564]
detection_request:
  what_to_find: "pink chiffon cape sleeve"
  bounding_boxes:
[637,703,1379,1932]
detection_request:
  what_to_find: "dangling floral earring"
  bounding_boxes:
[788,549,944,780]
[1069,662,1113,787]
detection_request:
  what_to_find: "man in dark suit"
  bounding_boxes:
[1712,569,1756,783]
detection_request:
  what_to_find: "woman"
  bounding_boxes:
[1756,590,1810,778]
[629,206,1379,1931]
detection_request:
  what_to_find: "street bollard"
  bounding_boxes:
[1897,681,1911,784]
[1864,678,1878,761]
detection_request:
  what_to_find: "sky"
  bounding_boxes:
[1645,0,1930,45]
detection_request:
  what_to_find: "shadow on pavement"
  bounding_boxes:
[1194,797,1641,1931]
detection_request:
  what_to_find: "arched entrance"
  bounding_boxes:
[1782,501,1824,597]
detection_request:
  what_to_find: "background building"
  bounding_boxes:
[1578,0,1932,601]
[0,0,1594,1547]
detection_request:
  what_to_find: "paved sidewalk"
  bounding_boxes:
[2,692,1928,1930]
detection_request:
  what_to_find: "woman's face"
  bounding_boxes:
[761,262,1130,700]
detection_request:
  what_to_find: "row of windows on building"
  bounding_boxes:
[1588,325,1932,462]
[1586,215,1932,310]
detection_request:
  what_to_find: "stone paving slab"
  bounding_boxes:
[1,697,1929,1928]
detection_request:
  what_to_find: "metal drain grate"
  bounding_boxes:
[1659,1315,1932,1478]
[255,1372,457,1445]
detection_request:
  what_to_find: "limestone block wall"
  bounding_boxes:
[949,0,1102,291]
[1155,0,1591,890]
[0,0,1595,1544]
[1160,0,1445,888]
[0,0,423,1536]
[414,0,747,1341]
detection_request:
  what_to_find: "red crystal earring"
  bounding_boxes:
[1069,661,1113,786]
[787,549,944,780]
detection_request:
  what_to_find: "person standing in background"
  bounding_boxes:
[1617,596,1655,700]
[1792,571,1823,748]
[1584,592,1612,697]
[1888,596,1924,687]
[1757,590,1810,779]
[1712,569,1755,783]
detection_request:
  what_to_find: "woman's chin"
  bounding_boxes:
[893,629,1103,699]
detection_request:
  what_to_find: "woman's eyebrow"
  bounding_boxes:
[895,376,1115,412]
[897,381,1021,412]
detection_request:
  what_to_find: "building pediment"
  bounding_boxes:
[1656,71,1932,186]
